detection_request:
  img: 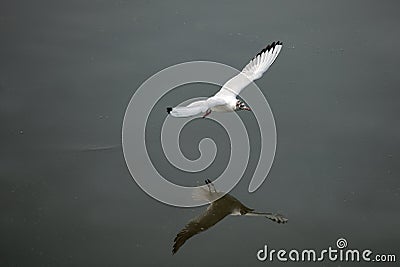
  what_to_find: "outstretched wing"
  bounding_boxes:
[168,98,226,118]
[172,202,231,254]
[215,41,283,99]
[245,211,288,224]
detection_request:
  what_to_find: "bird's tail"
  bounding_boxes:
[192,179,225,202]
[246,211,288,224]
[192,186,223,202]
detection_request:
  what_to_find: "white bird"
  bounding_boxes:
[172,179,288,254]
[167,41,283,118]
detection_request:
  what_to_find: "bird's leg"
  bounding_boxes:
[205,179,217,193]
[202,109,211,118]
[209,182,217,193]
[205,182,212,193]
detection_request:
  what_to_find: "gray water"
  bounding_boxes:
[1,0,399,266]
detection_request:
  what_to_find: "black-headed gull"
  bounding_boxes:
[172,179,288,254]
[167,41,283,118]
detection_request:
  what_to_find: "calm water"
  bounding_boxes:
[1,0,399,266]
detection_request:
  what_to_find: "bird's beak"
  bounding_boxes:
[244,107,251,111]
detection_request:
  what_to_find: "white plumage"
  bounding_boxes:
[167,41,283,118]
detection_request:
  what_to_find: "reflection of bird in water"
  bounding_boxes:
[172,179,288,254]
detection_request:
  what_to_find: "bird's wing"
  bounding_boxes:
[215,41,283,98]
[168,98,226,118]
[172,202,231,254]
[245,211,288,224]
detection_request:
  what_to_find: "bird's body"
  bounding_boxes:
[210,99,236,112]
[167,41,283,118]
[172,179,288,254]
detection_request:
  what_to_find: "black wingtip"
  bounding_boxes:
[167,107,172,114]
[256,41,283,58]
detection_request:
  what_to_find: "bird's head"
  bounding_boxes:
[235,100,251,111]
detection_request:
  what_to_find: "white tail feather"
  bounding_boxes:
[192,186,224,202]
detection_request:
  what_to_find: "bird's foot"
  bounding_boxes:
[202,110,211,118]
[205,179,217,192]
